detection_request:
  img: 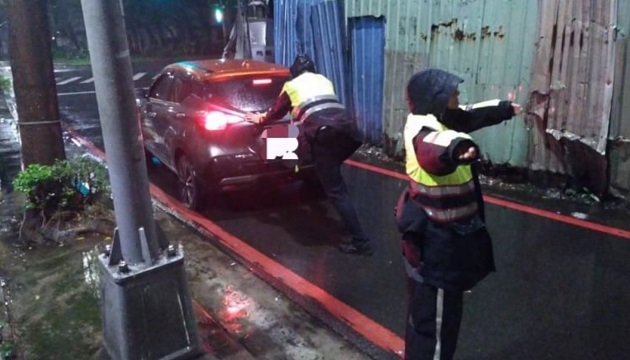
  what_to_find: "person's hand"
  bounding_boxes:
[245,112,266,124]
[511,103,523,115]
[458,146,478,161]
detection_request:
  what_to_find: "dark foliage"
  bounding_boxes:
[45,0,234,60]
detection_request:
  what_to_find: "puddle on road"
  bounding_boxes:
[81,248,101,299]
[0,217,105,359]
[217,285,255,337]
[0,116,22,194]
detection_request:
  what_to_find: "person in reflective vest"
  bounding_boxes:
[246,54,372,256]
[395,68,522,359]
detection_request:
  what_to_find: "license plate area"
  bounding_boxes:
[258,121,301,164]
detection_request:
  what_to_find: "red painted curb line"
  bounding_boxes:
[64,128,405,358]
[345,159,630,241]
[152,184,405,357]
[65,125,629,359]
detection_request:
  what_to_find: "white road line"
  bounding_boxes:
[57,76,82,85]
[81,77,94,84]
[152,73,160,80]
[58,87,146,96]
[133,72,147,80]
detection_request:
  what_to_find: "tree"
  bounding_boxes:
[4,0,66,166]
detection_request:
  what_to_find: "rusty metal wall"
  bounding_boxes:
[344,0,538,168]
[528,0,618,195]
[531,0,617,155]
[344,0,628,197]
[610,0,630,198]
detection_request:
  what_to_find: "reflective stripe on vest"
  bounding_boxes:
[460,99,501,111]
[403,113,478,222]
[421,202,478,222]
[408,179,478,222]
[292,95,345,123]
[410,180,475,198]
[403,114,474,186]
[283,72,343,122]
[411,188,478,222]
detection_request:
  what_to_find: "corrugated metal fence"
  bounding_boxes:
[527,0,618,194]
[610,0,630,198]
[275,0,630,197]
[273,0,349,105]
[344,0,539,167]
[348,16,385,143]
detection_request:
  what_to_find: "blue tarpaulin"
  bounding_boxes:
[274,0,349,106]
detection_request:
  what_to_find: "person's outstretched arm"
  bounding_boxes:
[442,100,522,133]
[412,126,480,176]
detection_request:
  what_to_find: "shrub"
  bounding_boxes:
[12,157,110,219]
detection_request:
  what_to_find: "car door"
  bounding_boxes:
[144,73,174,166]
[163,73,200,164]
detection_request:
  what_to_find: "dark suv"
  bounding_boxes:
[137,59,314,210]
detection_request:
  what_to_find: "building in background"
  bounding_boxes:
[222,0,274,62]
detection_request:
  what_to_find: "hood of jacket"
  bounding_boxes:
[406,68,463,117]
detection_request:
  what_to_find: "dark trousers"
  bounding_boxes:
[405,281,464,360]
[311,147,369,244]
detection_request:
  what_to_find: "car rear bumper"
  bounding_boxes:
[208,155,316,190]
[217,164,315,188]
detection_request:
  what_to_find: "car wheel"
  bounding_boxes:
[176,155,204,210]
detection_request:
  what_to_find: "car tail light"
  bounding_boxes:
[198,111,242,131]
[252,78,272,85]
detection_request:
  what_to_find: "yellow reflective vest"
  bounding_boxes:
[282,72,345,123]
[403,113,478,222]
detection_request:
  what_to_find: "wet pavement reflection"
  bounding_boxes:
[0,117,21,193]
[55,83,630,359]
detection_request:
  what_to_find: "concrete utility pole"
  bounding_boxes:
[80,1,200,359]
[6,0,65,166]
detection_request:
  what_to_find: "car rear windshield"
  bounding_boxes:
[205,76,289,112]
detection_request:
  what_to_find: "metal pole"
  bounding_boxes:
[81,0,157,265]
[81,1,200,358]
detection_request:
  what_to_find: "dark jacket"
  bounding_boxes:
[397,69,515,291]
[263,76,362,163]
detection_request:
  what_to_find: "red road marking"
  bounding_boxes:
[64,128,404,357]
[345,159,630,240]
[65,125,629,358]
[151,183,405,357]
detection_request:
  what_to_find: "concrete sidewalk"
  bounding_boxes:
[0,105,374,359]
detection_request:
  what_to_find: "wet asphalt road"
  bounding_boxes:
[55,62,630,360]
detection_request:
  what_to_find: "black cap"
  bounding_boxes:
[290,54,316,77]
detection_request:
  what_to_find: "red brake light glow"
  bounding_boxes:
[199,111,242,131]
[252,78,272,85]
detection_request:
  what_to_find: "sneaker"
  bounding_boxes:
[338,242,373,256]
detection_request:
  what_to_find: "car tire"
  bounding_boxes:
[176,154,205,211]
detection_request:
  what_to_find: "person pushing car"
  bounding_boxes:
[246,54,373,256]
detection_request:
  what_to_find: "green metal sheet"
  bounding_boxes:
[345,0,538,167]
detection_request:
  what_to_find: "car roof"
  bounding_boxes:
[165,59,290,81]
